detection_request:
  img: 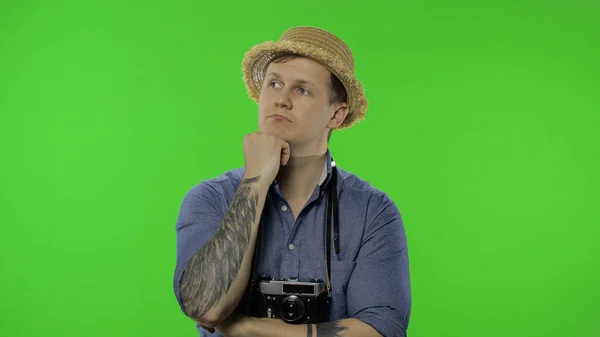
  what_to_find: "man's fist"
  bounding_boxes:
[242,133,290,184]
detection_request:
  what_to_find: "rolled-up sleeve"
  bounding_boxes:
[346,192,411,337]
[173,182,226,314]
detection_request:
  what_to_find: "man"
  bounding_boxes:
[173,26,411,337]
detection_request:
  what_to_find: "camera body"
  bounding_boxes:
[250,274,330,324]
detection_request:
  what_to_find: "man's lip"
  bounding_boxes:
[271,114,292,122]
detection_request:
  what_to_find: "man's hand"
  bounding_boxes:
[215,311,254,337]
[243,132,291,184]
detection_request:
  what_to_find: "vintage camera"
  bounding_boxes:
[250,274,330,324]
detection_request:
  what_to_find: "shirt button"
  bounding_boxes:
[288,244,295,250]
[281,205,288,211]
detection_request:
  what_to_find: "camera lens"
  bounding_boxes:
[280,295,305,322]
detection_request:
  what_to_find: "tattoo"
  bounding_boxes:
[307,324,313,337]
[180,176,261,319]
[242,176,261,184]
[316,321,349,337]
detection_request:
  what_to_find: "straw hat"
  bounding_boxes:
[241,26,368,130]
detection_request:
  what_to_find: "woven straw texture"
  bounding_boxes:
[241,26,368,130]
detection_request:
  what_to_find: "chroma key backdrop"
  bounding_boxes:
[0,0,598,336]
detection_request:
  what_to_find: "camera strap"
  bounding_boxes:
[249,157,340,298]
[324,159,339,297]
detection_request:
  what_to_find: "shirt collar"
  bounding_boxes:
[271,149,333,190]
[317,153,329,185]
[318,148,334,188]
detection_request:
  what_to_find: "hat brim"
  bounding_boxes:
[241,40,367,130]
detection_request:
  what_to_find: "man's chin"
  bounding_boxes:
[261,129,293,142]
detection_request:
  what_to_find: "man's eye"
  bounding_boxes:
[298,88,309,95]
[269,81,281,88]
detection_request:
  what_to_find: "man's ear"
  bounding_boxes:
[328,103,349,129]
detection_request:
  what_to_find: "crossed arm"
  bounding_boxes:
[214,314,382,337]
[216,314,381,337]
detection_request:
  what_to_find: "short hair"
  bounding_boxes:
[269,53,347,140]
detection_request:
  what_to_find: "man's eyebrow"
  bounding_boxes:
[265,72,318,89]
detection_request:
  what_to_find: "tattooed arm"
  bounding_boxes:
[178,175,270,327]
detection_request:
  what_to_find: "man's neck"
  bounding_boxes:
[276,151,328,203]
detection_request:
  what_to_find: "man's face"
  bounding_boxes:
[258,57,343,148]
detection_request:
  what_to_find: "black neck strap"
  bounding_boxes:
[250,158,340,297]
[324,160,339,296]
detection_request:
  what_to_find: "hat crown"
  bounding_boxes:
[278,26,355,72]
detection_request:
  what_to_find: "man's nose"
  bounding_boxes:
[274,91,292,109]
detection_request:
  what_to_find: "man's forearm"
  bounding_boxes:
[246,318,382,337]
[179,175,269,325]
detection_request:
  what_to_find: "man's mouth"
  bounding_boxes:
[270,114,292,123]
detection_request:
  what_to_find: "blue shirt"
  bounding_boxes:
[173,151,411,337]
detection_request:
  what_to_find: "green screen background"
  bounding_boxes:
[1,0,598,336]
